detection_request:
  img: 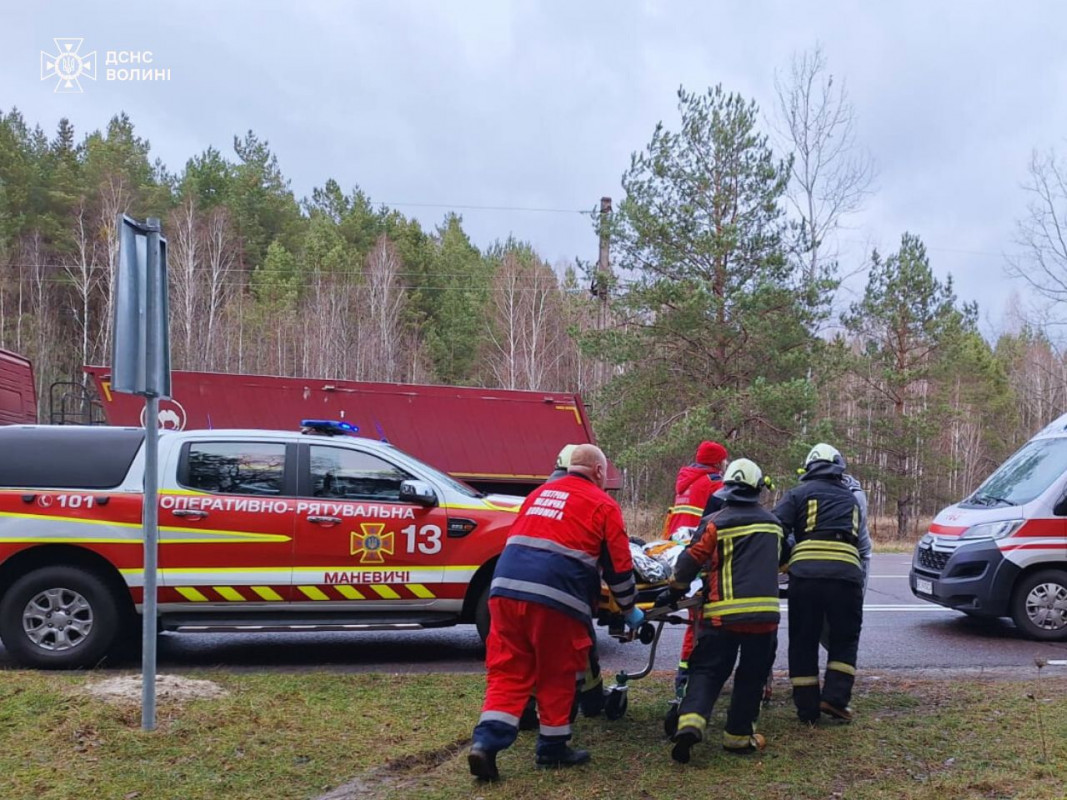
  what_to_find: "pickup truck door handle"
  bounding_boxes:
[171,509,209,519]
[307,515,342,525]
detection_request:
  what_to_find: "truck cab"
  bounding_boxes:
[909,413,1067,640]
[0,422,520,668]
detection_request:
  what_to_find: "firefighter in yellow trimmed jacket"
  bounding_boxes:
[774,443,863,724]
[654,459,782,763]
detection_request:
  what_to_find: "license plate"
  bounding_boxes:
[915,578,933,595]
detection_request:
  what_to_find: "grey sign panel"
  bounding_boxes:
[112,215,171,398]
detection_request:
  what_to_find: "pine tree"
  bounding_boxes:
[843,232,977,536]
[590,85,833,499]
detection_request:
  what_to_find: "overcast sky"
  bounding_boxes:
[4,1,1066,335]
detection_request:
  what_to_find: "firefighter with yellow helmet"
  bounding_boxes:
[655,458,782,762]
[774,443,864,723]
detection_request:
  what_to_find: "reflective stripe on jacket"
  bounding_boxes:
[671,504,783,628]
[774,462,862,584]
[663,466,723,537]
[491,472,636,625]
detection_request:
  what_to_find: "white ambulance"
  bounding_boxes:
[910,413,1067,640]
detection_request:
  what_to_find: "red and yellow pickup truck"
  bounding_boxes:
[0,422,521,668]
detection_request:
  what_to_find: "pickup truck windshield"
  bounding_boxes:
[964,437,1067,507]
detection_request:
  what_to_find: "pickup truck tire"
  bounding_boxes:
[1010,569,1067,641]
[0,566,121,669]
[474,585,491,643]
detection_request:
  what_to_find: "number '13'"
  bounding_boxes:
[401,523,442,554]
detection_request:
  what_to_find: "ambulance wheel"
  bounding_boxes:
[664,703,680,738]
[0,565,120,669]
[474,585,491,643]
[604,689,628,720]
[1011,569,1067,641]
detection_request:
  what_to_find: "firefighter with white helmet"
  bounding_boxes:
[655,458,783,762]
[774,443,864,723]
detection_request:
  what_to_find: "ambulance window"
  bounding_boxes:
[967,437,1067,507]
[309,446,412,502]
[182,442,287,496]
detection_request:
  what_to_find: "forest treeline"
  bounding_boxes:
[1,74,1065,537]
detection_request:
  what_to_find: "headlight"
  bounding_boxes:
[959,520,1024,540]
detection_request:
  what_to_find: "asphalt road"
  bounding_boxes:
[2,554,1066,674]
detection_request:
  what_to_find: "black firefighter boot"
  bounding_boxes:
[670,724,702,764]
[535,735,591,769]
[467,746,500,782]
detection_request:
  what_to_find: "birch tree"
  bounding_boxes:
[774,45,875,284]
[485,244,571,390]
[1007,149,1067,311]
[362,234,406,382]
[169,194,200,366]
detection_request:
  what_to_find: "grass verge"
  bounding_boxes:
[1,670,1064,800]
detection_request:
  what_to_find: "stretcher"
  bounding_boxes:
[597,594,703,721]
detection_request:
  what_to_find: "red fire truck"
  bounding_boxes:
[0,348,36,425]
[79,366,619,496]
[0,421,523,668]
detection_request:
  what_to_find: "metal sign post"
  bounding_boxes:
[112,215,170,732]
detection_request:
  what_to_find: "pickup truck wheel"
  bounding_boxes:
[1010,569,1067,641]
[474,585,491,643]
[0,566,121,669]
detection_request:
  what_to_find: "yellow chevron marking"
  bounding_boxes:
[370,584,400,600]
[335,585,365,600]
[298,585,330,601]
[251,586,283,601]
[406,583,434,599]
[214,586,246,602]
[176,587,209,602]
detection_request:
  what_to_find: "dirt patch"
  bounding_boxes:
[82,674,229,704]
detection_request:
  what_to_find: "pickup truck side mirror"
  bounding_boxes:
[399,480,437,507]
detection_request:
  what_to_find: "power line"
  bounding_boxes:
[378,201,589,215]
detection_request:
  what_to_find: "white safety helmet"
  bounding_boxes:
[719,458,765,504]
[804,443,844,469]
[725,458,763,490]
[555,444,578,470]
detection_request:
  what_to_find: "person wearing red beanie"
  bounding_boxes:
[662,440,729,695]
[695,441,728,468]
[664,441,729,537]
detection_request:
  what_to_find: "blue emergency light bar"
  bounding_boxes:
[300,419,359,436]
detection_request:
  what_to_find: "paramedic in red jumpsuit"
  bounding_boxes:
[469,444,643,781]
[663,440,729,692]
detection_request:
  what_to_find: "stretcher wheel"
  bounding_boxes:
[663,702,679,738]
[604,688,628,720]
[637,622,656,645]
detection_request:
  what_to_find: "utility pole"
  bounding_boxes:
[595,196,612,389]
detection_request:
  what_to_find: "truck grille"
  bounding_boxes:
[917,547,948,573]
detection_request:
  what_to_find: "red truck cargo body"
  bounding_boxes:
[0,349,36,424]
[83,366,620,492]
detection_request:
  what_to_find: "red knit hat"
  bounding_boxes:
[695,440,728,466]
